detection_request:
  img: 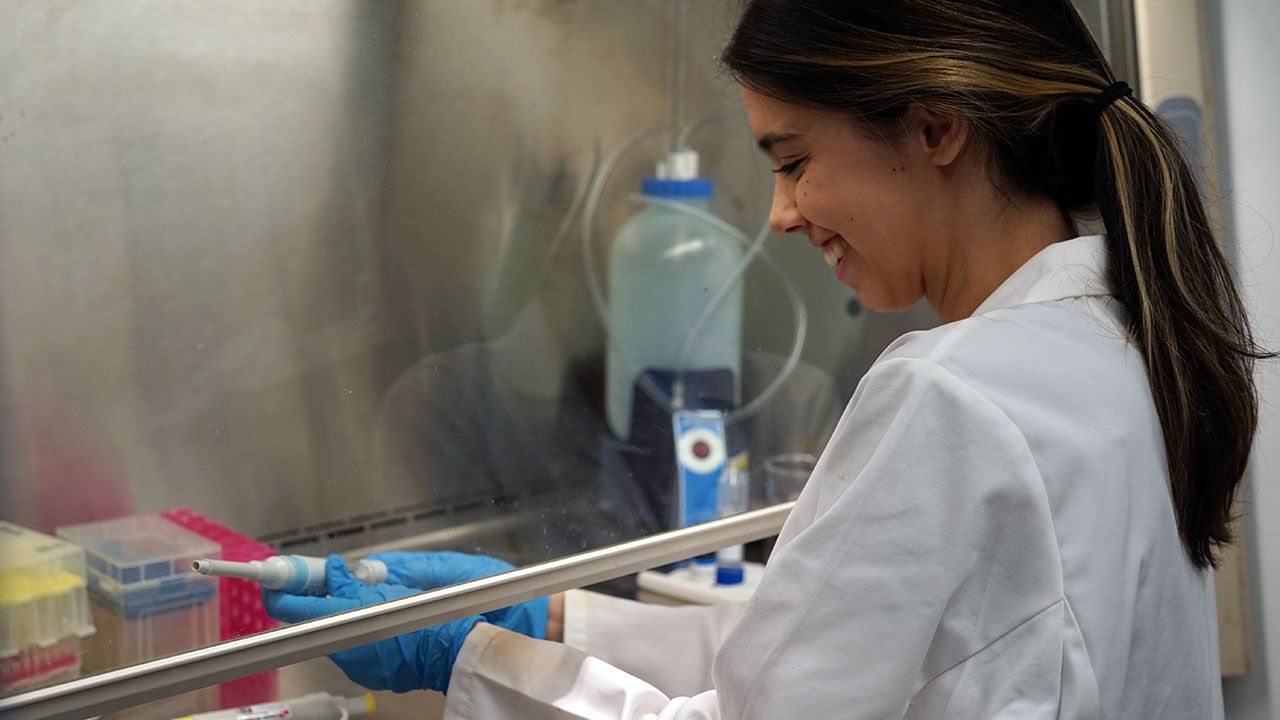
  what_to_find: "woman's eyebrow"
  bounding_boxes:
[757,132,801,152]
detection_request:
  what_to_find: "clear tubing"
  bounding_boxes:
[581,120,807,426]
[674,109,748,151]
[668,0,685,154]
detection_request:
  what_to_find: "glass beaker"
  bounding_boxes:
[764,453,816,504]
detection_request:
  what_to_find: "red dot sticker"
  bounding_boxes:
[693,441,710,458]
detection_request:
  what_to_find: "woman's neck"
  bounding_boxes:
[927,195,1076,323]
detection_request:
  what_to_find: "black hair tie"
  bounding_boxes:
[1092,81,1133,116]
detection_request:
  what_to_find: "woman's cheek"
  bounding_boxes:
[795,177,825,218]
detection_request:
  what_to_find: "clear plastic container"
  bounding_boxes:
[56,514,219,670]
[0,521,95,692]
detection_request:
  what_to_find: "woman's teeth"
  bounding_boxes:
[822,239,846,268]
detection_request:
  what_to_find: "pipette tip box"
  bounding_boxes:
[0,521,96,692]
[56,514,219,671]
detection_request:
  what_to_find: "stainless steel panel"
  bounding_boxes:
[0,1,860,543]
[0,1,401,537]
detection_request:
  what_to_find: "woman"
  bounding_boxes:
[267,1,1266,717]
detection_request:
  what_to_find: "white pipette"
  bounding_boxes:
[191,555,388,596]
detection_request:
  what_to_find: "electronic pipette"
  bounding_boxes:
[191,555,387,596]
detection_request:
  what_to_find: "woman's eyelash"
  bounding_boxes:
[772,157,807,176]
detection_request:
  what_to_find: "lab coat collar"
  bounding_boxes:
[972,235,1112,317]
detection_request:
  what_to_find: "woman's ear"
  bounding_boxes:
[907,104,969,168]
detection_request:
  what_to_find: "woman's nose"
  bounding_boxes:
[769,190,807,235]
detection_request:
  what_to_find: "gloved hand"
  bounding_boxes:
[369,550,515,588]
[364,550,548,640]
[263,554,480,693]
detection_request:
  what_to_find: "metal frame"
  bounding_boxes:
[1110,0,1141,94]
[0,503,794,720]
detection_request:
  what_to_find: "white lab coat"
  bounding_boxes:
[443,235,1225,719]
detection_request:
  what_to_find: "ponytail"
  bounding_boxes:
[1095,94,1270,568]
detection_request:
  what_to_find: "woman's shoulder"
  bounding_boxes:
[875,297,1138,394]
[851,298,1154,457]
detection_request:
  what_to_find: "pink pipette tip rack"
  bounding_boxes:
[160,508,279,707]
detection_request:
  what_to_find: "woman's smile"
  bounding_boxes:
[818,235,853,282]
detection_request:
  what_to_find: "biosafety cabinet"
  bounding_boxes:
[0,1,1252,718]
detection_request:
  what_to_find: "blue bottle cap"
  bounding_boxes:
[716,565,745,586]
[641,177,714,199]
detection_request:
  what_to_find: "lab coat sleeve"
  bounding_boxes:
[443,622,722,720]
[562,589,745,698]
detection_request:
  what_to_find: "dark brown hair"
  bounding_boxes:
[724,0,1269,569]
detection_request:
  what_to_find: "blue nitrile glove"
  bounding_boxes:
[364,551,548,640]
[263,554,480,693]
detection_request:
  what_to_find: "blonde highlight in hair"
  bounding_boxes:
[725,0,1270,568]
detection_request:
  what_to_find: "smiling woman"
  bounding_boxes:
[722,0,1268,573]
